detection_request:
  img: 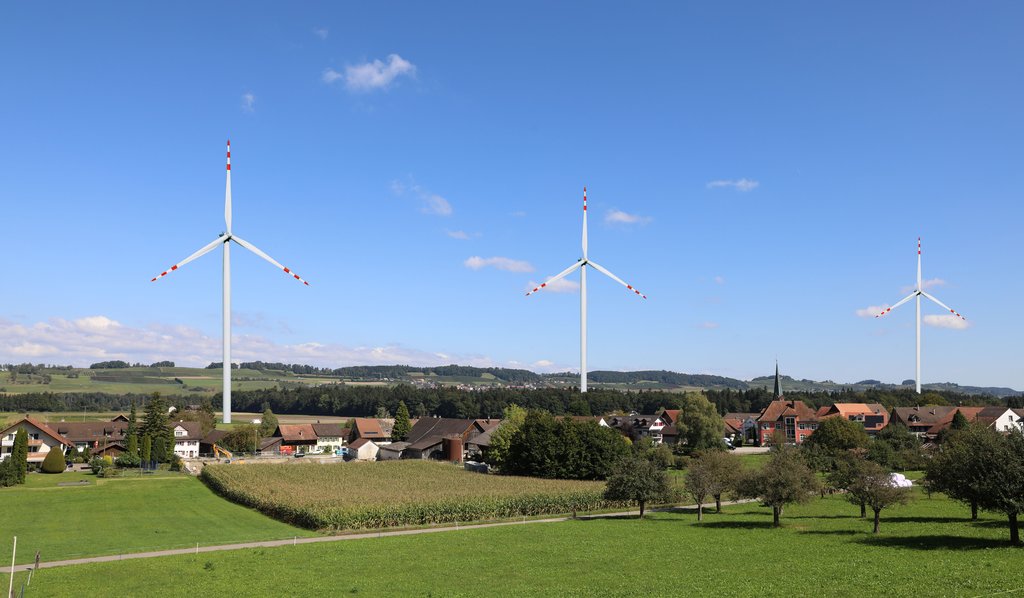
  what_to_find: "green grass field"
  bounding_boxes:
[12,488,1022,597]
[0,471,315,565]
[0,366,342,397]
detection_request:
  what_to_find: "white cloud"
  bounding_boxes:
[856,305,890,318]
[526,277,579,294]
[241,92,255,113]
[423,193,452,216]
[446,230,479,240]
[924,315,969,330]
[464,256,534,273]
[697,322,720,330]
[605,209,652,225]
[328,54,416,92]
[0,316,506,369]
[532,359,554,368]
[322,68,344,84]
[391,180,452,216]
[706,178,760,192]
[313,27,328,40]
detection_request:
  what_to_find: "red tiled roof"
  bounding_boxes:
[757,400,820,423]
[1,418,72,447]
[276,424,317,443]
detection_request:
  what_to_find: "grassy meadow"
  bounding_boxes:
[0,471,314,564]
[14,489,1023,597]
[201,460,626,530]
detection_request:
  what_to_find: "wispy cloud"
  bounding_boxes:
[924,315,969,330]
[706,178,759,192]
[325,54,416,92]
[605,209,652,225]
[697,322,720,330]
[446,230,479,240]
[856,305,890,318]
[391,179,452,216]
[313,27,328,40]
[464,256,534,273]
[241,92,255,113]
[526,277,579,294]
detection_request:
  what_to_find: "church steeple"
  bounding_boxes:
[773,361,783,399]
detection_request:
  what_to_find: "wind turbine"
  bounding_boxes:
[526,187,646,393]
[151,141,310,423]
[874,237,965,394]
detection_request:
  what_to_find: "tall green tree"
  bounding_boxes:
[604,455,673,519]
[11,427,29,484]
[391,401,411,441]
[152,436,167,464]
[737,444,820,527]
[259,403,279,438]
[141,434,152,466]
[40,446,66,474]
[484,404,527,470]
[674,393,724,453]
[0,457,14,487]
[951,410,970,430]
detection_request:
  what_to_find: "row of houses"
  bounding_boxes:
[0,415,205,463]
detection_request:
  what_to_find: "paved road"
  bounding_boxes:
[1,500,754,574]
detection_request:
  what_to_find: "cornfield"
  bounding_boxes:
[201,461,626,530]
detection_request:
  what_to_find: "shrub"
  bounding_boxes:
[40,448,67,473]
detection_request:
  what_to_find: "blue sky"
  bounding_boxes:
[2,2,1022,388]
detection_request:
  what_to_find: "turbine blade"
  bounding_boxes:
[225,140,232,233]
[921,291,965,319]
[150,236,225,282]
[526,261,582,296]
[587,260,647,299]
[875,292,916,318]
[231,235,310,286]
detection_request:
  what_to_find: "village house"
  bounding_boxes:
[171,422,203,458]
[349,418,394,445]
[0,418,72,463]
[605,414,669,444]
[311,423,348,455]
[817,403,890,435]
[754,362,822,445]
[274,424,318,455]
[722,413,760,443]
[890,406,986,438]
[393,418,490,461]
[974,406,1024,434]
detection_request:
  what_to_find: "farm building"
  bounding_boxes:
[0,418,72,463]
[347,438,379,461]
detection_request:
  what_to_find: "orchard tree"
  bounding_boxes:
[737,444,820,527]
[847,460,912,533]
[927,425,989,520]
[604,455,673,519]
[803,416,869,471]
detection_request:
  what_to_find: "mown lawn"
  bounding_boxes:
[0,472,315,564]
[16,489,1022,597]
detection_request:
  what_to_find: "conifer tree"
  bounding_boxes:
[141,434,152,468]
[11,427,29,484]
[392,401,411,441]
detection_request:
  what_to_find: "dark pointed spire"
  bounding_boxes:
[773,361,783,399]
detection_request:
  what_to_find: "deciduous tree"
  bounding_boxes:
[674,393,724,453]
[847,459,912,533]
[604,455,673,518]
[737,445,820,527]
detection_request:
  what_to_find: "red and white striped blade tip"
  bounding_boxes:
[281,267,310,286]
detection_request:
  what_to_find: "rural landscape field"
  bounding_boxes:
[4,2,1024,597]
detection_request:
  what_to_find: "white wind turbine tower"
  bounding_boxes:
[874,238,965,394]
[526,187,647,393]
[151,141,310,423]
